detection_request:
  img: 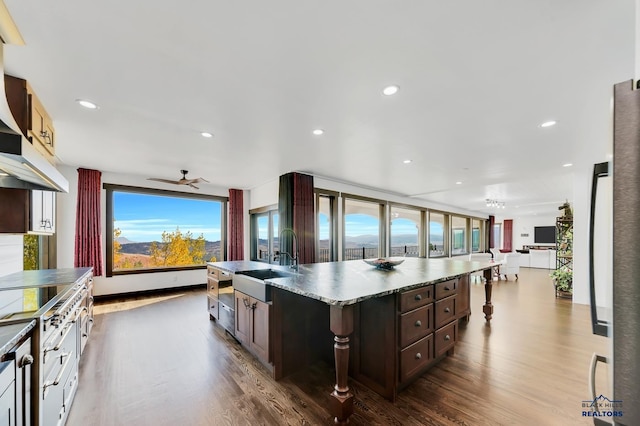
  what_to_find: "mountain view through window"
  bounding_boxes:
[112,191,223,272]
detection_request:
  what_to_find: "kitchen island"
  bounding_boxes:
[208,258,495,424]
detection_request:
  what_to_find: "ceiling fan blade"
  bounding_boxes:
[188,183,200,189]
[147,178,180,185]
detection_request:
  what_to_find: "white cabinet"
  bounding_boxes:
[30,190,55,234]
[0,360,15,426]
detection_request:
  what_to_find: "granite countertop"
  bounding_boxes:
[0,267,93,290]
[209,258,494,306]
[0,320,36,361]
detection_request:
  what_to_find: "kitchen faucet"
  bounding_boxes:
[278,228,299,270]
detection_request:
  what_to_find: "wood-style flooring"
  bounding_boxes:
[66,267,610,425]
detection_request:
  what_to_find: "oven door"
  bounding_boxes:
[41,320,78,426]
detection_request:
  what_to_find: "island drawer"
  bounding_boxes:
[207,277,219,296]
[399,304,433,347]
[399,285,433,313]
[399,334,433,382]
[208,296,218,320]
[434,295,457,329]
[207,266,232,282]
[434,321,457,358]
[435,279,457,300]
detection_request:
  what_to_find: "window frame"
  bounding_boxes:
[388,203,424,257]
[249,204,279,264]
[342,193,386,260]
[315,189,339,262]
[104,184,228,277]
[428,210,449,258]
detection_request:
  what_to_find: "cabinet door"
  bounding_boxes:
[250,298,270,363]
[30,190,55,234]
[0,360,15,426]
[42,191,55,233]
[457,274,470,319]
[234,292,251,344]
[0,189,29,233]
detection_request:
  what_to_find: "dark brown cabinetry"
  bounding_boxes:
[0,188,56,234]
[234,290,271,364]
[353,274,470,400]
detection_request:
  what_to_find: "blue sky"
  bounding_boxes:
[114,192,222,242]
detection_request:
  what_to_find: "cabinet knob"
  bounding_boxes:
[444,286,450,291]
[19,354,34,368]
[415,352,422,360]
[444,334,451,341]
[444,307,451,313]
[415,320,422,327]
[414,294,422,301]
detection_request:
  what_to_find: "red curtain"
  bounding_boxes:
[228,189,244,261]
[279,172,316,265]
[489,215,495,249]
[503,219,513,252]
[74,168,103,276]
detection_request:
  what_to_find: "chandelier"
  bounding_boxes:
[486,199,505,209]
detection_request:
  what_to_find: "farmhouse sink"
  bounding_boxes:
[234,269,297,302]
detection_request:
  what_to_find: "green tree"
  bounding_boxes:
[23,235,39,270]
[150,227,206,267]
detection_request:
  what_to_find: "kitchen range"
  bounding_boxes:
[0,267,94,426]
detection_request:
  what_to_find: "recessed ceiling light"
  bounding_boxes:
[0,171,8,177]
[562,163,573,167]
[455,181,462,185]
[201,132,213,138]
[382,85,399,96]
[403,160,412,164]
[312,129,324,136]
[76,99,98,109]
[539,120,557,128]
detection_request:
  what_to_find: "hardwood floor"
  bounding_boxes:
[66,268,609,425]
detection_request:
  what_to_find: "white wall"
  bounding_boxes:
[505,214,557,251]
[0,235,23,277]
[57,165,230,296]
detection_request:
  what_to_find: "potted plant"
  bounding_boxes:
[550,267,573,298]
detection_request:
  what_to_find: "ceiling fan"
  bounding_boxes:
[147,169,209,189]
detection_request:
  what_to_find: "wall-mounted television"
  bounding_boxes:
[534,226,556,244]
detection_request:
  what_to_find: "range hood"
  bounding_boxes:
[0,6,69,193]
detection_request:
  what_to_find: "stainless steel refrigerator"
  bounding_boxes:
[589,80,640,426]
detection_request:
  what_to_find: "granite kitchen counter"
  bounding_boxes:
[0,267,93,290]
[209,258,494,306]
[0,320,35,361]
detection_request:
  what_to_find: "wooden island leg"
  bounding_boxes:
[329,304,354,424]
[482,268,494,322]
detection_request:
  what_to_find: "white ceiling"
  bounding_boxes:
[2,0,635,216]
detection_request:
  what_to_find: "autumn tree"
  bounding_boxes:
[149,227,206,267]
[113,227,123,266]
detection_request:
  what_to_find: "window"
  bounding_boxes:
[105,185,226,276]
[472,219,483,253]
[390,206,421,256]
[429,212,446,257]
[492,223,502,249]
[343,197,382,260]
[317,192,337,262]
[451,216,468,255]
[250,207,279,264]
